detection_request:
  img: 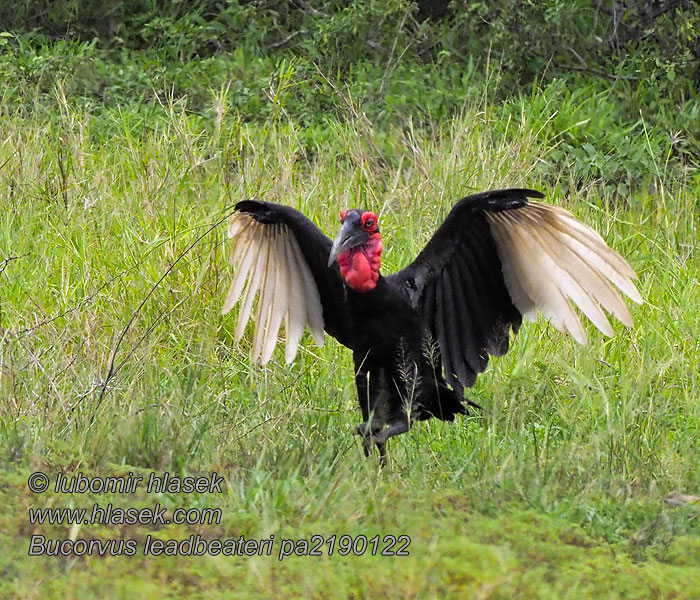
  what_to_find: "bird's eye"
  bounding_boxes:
[364,219,374,229]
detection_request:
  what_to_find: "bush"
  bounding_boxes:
[0,0,697,183]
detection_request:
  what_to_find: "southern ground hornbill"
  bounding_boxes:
[222,189,641,461]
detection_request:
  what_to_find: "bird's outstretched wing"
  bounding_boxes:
[388,189,642,390]
[222,200,348,364]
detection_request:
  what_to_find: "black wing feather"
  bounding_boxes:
[387,188,540,390]
[452,250,489,344]
[434,276,458,389]
[448,258,486,375]
[467,222,522,353]
[441,272,475,385]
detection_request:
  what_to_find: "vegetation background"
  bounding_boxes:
[1,1,699,597]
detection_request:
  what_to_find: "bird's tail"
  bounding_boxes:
[425,382,480,421]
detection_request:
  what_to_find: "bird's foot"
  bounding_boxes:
[356,419,410,466]
[465,396,484,412]
[356,422,381,458]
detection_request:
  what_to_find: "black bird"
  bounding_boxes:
[222,189,641,461]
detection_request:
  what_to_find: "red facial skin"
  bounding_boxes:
[337,211,383,292]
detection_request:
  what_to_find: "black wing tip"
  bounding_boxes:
[508,188,545,199]
[454,188,545,213]
[235,199,266,213]
[464,187,544,199]
[483,188,545,206]
[476,188,544,212]
[235,199,277,224]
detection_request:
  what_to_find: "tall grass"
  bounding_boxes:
[1,83,699,598]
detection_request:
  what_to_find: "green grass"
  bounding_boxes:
[1,82,699,598]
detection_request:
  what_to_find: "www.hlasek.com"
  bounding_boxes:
[26,471,411,558]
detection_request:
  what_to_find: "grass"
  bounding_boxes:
[1,81,699,599]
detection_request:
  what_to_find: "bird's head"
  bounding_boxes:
[328,209,383,292]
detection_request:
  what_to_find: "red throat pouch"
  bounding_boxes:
[337,234,383,292]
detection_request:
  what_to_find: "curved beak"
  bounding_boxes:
[327,220,369,267]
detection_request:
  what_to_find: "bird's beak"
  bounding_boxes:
[327,221,369,267]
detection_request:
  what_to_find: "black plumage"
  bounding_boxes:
[223,189,641,462]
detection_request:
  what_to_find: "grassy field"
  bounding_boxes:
[1,81,699,598]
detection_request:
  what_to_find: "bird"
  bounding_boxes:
[221,189,642,462]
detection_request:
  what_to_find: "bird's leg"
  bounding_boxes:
[356,415,382,458]
[373,417,410,466]
[357,422,381,457]
[353,360,379,455]
[355,367,370,422]
[354,363,398,462]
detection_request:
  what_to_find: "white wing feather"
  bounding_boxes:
[222,213,326,364]
[261,229,291,364]
[486,202,641,343]
[285,228,326,347]
[251,229,276,361]
[283,234,308,363]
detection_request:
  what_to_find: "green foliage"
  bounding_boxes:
[449,1,699,86]
[1,2,699,596]
[1,83,699,596]
[493,81,689,197]
[1,1,697,189]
